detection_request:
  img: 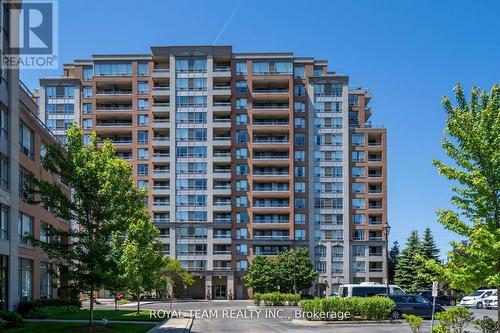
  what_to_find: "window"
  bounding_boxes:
[236,244,247,255]
[295,198,305,208]
[82,119,92,129]
[236,98,247,109]
[137,180,148,190]
[352,198,365,209]
[295,182,305,193]
[18,212,33,245]
[252,62,269,75]
[138,99,149,110]
[352,182,365,194]
[138,82,149,94]
[294,118,305,128]
[294,102,305,112]
[274,62,292,74]
[314,66,323,76]
[0,205,8,240]
[349,95,359,106]
[83,67,93,81]
[0,154,8,190]
[354,261,365,273]
[138,115,148,126]
[295,214,305,224]
[352,134,365,146]
[294,65,305,79]
[353,214,365,225]
[19,258,33,302]
[138,62,149,76]
[83,86,92,98]
[236,114,247,125]
[236,180,248,191]
[353,245,366,256]
[295,151,305,162]
[0,106,7,140]
[236,62,247,75]
[236,196,247,208]
[137,148,149,160]
[137,131,148,144]
[40,262,52,300]
[295,229,306,240]
[294,167,305,177]
[236,131,248,143]
[352,151,365,162]
[19,122,34,159]
[83,103,92,114]
[237,260,248,272]
[83,135,91,146]
[138,164,149,176]
[236,148,247,159]
[39,222,51,243]
[236,81,247,93]
[236,212,248,224]
[236,228,247,240]
[295,134,306,146]
[19,168,33,201]
[94,62,132,76]
[236,164,248,175]
[294,85,305,96]
[352,167,365,178]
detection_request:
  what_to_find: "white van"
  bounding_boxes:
[339,282,406,297]
[460,289,496,309]
[484,291,498,309]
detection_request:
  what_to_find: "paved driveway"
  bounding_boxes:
[110,300,498,333]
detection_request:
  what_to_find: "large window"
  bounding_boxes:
[19,122,34,159]
[19,167,34,201]
[236,62,247,75]
[0,255,7,310]
[39,262,52,300]
[83,67,93,81]
[0,106,7,140]
[19,258,33,302]
[0,205,7,240]
[18,212,33,245]
[0,154,8,190]
[94,62,132,76]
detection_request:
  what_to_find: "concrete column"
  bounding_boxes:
[205,275,212,299]
[227,274,234,300]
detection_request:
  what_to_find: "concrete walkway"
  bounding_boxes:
[146,317,193,333]
[25,318,160,324]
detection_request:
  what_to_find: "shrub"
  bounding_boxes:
[299,296,394,321]
[29,306,80,319]
[252,293,262,306]
[17,299,82,317]
[473,316,498,333]
[0,318,5,329]
[403,313,423,333]
[0,310,23,328]
[435,307,474,333]
[358,297,394,320]
[432,325,451,333]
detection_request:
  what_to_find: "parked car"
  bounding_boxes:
[389,294,445,319]
[460,289,496,309]
[339,282,406,297]
[416,290,457,306]
[484,292,498,309]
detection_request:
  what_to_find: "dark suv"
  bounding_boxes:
[416,290,457,306]
[389,294,445,319]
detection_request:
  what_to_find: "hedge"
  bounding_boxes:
[299,296,395,321]
[0,310,23,328]
[252,293,302,306]
[29,305,81,318]
[17,299,82,317]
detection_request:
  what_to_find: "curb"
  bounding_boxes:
[184,317,194,332]
[292,319,403,326]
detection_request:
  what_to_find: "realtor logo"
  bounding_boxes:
[2,0,58,69]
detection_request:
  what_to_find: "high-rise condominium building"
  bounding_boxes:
[37,46,388,299]
[1,2,70,310]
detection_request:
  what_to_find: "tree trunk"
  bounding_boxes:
[137,289,140,315]
[114,297,118,311]
[497,285,499,333]
[89,291,94,326]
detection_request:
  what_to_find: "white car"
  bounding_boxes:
[460,289,496,309]
[484,292,498,309]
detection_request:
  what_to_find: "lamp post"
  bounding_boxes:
[385,224,391,295]
[293,251,297,294]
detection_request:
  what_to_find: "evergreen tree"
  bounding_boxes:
[394,231,421,291]
[421,227,440,261]
[388,241,400,284]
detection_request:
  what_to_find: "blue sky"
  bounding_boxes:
[21,0,500,256]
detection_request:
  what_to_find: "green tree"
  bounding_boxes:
[428,84,499,329]
[27,124,146,326]
[394,231,422,291]
[113,215,165,314]
[274,248,318,293]
[243,256,276,293]
[421,227,440,261]
[388,241,400,284]
[159,257,194,298]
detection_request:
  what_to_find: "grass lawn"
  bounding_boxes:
[4,322,155,333]
[51,309,163,322]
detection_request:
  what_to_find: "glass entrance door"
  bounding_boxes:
[214,284,226,299]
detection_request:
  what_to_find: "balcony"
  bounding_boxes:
[253,120,289,126]
[96,104,133,112]
[152,119,170,129]
[253,136,289,144]
[253,103,289,110]
[213,66,231,77]
[152,68,170,78]
[96,89,132,96]
[213,85,231,95]
[253,152,289,160]
[152,136,171,147]
[152,86,170,97]
[254,184,289,192]
[253,235,290,241]
[96,121,132,127]
[253,200,289,208]
[152,102,170,113]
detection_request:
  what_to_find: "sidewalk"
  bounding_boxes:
[25,318,160,324]
[146,317,193,333]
